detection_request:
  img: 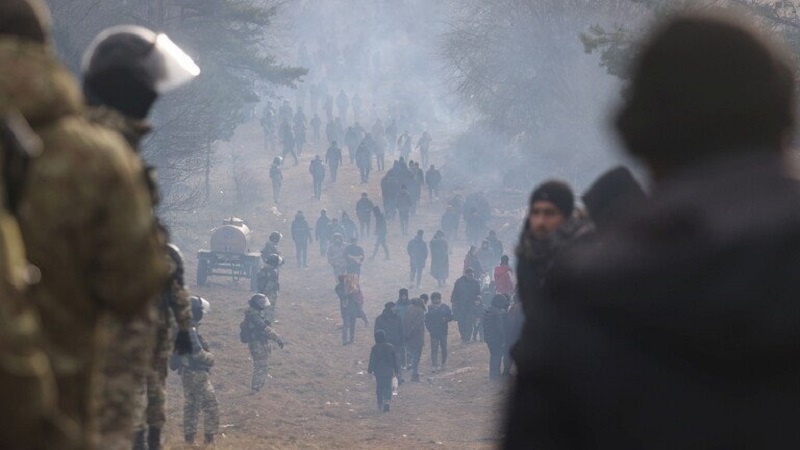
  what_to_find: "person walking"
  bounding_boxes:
[291,211,312,268]
[483,294,508,379]
[429,231,449,287]
[315,209,330,256]
[309,155,325,200]
[356,193,375,238]
[424,292,453,372]
[325,140,342,182]
[371,206,390,260]
[407,230,428,289]
[402,298,426,382]
[451,268,481,343]
[368,330,400,412]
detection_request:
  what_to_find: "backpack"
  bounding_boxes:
[239,316,253,343]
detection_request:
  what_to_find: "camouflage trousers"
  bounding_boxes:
[265,290,278,322]
[134,324,172,431]
[248,340,271,391]
[95,311,156,450]
[180,369,219,437]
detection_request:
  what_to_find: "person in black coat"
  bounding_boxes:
[370,206,389,260]
[429,230,449,287]
[374,302,404,379]
[368,330,400,412]
[315,209,330,256]
[506,13,800,449]
[483,294,508,379]
[451,268,481,343]
[424,292,453,371]
[407,230,428,288]
[290,211,312,268]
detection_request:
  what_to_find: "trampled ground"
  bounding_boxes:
[159,120,514,449]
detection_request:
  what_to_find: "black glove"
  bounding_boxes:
[174,330,192,355]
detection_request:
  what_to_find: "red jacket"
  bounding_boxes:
[494,265,514,297]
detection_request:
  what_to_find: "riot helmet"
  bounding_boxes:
[265,254,283,267]
[82,25,200,119]
[165,243,185,285]
[249,293,270,310]
[273,156,283,165]
[0,0,51,44]
[269,231,282,244]
[190,296,210,322]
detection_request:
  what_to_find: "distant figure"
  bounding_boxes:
[345,126,359,164]
[397,130,412,160]
[396,185,413,236]
[241,294,283,393]
[424,292,453,372]
[356,193,375,237]
[470,295,485,342]
[355,137,373,183]
[374,302,404,387]
[279,119,298,165]
[371,206,390,260]
[269,156,283,204]
[416,131,432,167]
[451,268,481,343]
[463,245,485,280]
[177,298,219,445]
[425,165,442,200]
[309,155,325,200]
[291,211,312,268]
[340,211,358,242]
[260,101,276,150]
[429,230,449,287]
[441,205,459,241]
[325,141,343,182]
[344,237,365,276]
[483,294,508,379]
[402,298,426,382]
[407,230,428,289]
[368,330,400,412]
[385,118,398,154]
[477,240,497,281]
[336,275,361,345]
[486,230,504,262]
[315,209,330,256]
[310,113,322,142]
[326,234,346,280]
[293,111,306,155]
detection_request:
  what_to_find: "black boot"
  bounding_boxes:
[147,426,161,450]
[185,434,195,444]
[133,429,146,450]
[205,433,215,444]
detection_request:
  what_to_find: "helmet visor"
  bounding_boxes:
[151,33,200,93]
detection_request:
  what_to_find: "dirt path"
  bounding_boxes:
[161,121,508,449]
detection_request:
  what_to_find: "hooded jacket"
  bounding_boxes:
[403,300,426,350]
[506,151,800,449]
[374,307,403,348]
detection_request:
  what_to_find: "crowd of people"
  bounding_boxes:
[3,1,799,448]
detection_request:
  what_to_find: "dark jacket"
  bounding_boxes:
[291,216,312,243]
[483,305,506,346]
[407,237,428,267]
[374,308,403,347]
[368,342,399,378]
[396,189,413,212]
[374,214,387,237]
[403,303,426,349]
[315,215,330,241]
[506,152,800,449]
[451,275,481,321]
[429,237,449,280]
[425,303,453,336]
[356,197,374,220]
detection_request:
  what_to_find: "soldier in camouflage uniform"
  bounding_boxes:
[177,297,220,445]
[79,26,198,450]
[243,294,284,392]
[0,103,79,448]
[258,254,283,322]
[132,244,193,450]
[3,5,168,448]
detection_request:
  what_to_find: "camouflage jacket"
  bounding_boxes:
[244,307,282,345]
[2,39,168,381]
[177,326,214,372]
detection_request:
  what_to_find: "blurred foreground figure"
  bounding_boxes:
[0,108,78,447]
[5,2,167,447]
[506,12,800,448]
[80,25,198,450]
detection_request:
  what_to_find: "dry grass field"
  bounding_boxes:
[157,120,514,449]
